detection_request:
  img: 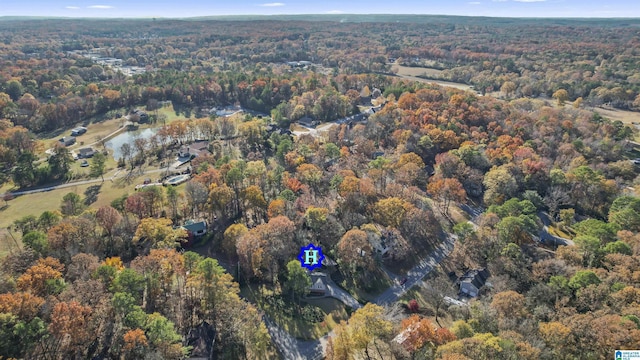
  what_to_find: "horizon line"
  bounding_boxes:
[1,13,640,20]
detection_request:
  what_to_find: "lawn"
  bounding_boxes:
[548,224,574,239]
[338,268,393,303]
[0,173,146,230]
[592,106,640,126]
[38,116,128,157]
[241,284,348,340]
[0,228,21,256]
[399,278,457,328]
[157,104,188,124]
[392,63,445,78]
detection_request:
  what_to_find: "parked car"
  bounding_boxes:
[80,160,89,167]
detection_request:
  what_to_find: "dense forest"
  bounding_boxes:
[1,16,640,360]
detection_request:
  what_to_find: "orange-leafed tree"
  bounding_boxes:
[267,198,287,219]
[0,292,45,321]
[48,301,94,359]
[16,259,64,297]
[400,315,456,354]
[337,229,375,282]
[222,223,248,257]
[123,328,149,358]
[427,177,466,219]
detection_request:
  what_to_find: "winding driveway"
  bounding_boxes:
[537,211,575,247]
[374,234,456,306]
[265,233,458,360]
[459,205,574,247]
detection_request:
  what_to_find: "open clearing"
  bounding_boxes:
[591,107,640,141]
[592,106,640,125]
[0,174,147,229]
[391,64,475,92]
[392,64,445,78]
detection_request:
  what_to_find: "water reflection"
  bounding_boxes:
[106,128,158,159]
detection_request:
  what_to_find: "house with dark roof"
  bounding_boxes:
[71,127,87,136]
[298,116,317,128]
[309,272,328,296]
[77,147,96,158]
[181,220,207,237]
[178,141,211,160]
[459,268,490,297]
[59,136,76,147]
[132,109,149,123]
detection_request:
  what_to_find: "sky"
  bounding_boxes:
[2,0,639,18]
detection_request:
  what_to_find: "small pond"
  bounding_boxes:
[106,128,158,160]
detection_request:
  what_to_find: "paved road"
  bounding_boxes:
[265,232,458,360]
[325,278,362,310]
[0,165,180,198]
[264,318,307,360]
[374,234,456,306]
[537,211,575,247]
[459,205,574,247]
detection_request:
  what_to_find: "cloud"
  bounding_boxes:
[87,5,114,9]
[259,2,285,6]
[326,10,344,14]
[513,0,546,2]
[65,6,80,9]
[492,0,508,2]
[468,2,481,4]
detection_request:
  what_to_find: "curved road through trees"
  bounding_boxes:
[266,234,457,359]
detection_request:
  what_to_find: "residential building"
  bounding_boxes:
[59,136,76,146]
[459,268,490,297]
[181,220,207,238]
[71,126,87,136]
[309,272,328,296]
[77,147,96,158]
[298,116,317,127]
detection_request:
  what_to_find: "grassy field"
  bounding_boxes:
[592,106,640,125]
[157,104,189,124]
[0,171,160,256]
[38,116,128,156]
[0,172,151,229]
[392,64,444,78]
[391,64,474,92]
[36,103,191,158]
[340,268,393,303]
[0,170,190,257]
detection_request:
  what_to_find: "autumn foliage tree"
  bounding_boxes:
[427,177,466,219]
[373,197,414,228]
[400,315,456,355]
[16,258,65,297]
[48,301,94,358]
[132,218,187,249]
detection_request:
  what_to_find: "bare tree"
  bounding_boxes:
[420,273,456,327]
[544,185,571,219]
[185,181,209,218]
